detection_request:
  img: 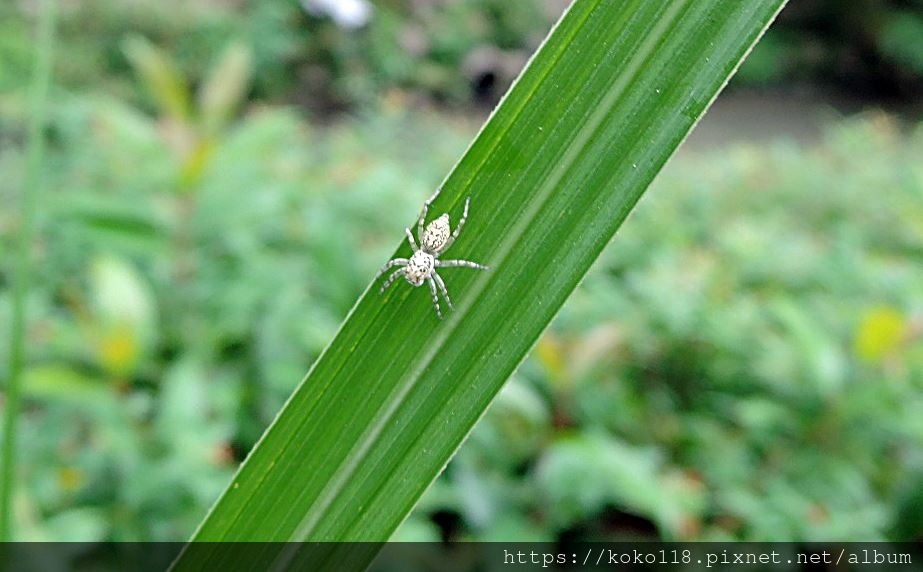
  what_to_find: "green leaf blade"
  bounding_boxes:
[174,0,787,564]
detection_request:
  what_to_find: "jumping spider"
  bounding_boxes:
[374,191,488,318]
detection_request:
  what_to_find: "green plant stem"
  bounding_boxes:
[1,0,58,542]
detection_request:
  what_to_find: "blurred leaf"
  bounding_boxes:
[95,324,142,378]
[534,334,568,390]
[89,255,156,376]
[198,42,253,135]
[771,298,845,397]
[178,139,215,192]
[57,195,168,254]
[157,359,219,458]
[881,11,923,75]
[122,35,191,122]
[734,30,795,85]
[467,379,551,467]
[41,507,107,543]
[536,432,664,528]
[386,517,441,542]
[891,473,923,540]
[855,306,907,363]
[23,365,109,404]
[172,1,787,560]
[90,256,154,333]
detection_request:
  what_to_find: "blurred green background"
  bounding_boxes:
[1,0,922,543]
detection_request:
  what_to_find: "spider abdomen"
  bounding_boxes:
[422,214,451,252]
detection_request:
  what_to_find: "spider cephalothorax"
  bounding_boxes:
[374,191,488,318]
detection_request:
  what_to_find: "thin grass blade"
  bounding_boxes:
[0,0,58,542]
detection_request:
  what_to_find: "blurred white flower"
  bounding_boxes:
[302,0,373,30]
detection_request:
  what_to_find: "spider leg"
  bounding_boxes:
[374,258,408,281]
[432,271,454,311]
[405,228,419,252]
[437,196,470,255]
[379,268,406,293]
[435,259,489,270]
[426,277,443,319]
[417,188,440,244]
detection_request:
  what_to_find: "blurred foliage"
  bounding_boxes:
[2,0,922,112]
[1,25,922,543]
[739,0,923,96]
[0,0,554,110]
[1,42,476,540]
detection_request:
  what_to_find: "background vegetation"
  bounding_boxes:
[1,0,921,545]
[3,0,923,109]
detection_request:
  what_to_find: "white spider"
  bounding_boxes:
[374,191,488,318]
